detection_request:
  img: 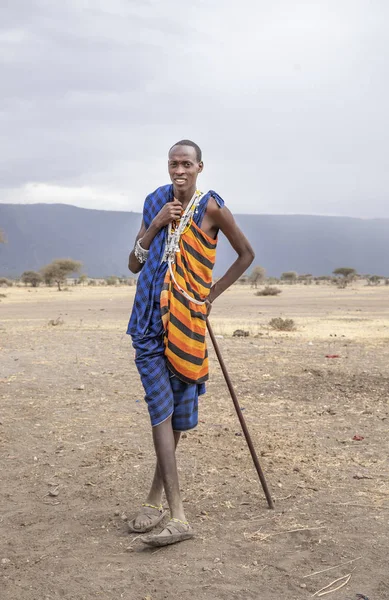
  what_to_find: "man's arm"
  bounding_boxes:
[206,199,255,305]
[128,199,183,274]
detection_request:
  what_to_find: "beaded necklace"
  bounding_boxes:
[162,190,203,263]
[163,189,207,306]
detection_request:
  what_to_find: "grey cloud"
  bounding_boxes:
[1,0,389,217]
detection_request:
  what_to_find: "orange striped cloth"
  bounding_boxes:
[160,220,217,384]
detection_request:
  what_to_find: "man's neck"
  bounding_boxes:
[173,185,197,210]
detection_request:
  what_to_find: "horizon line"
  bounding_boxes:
[1,201,389,221]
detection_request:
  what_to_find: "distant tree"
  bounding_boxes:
[297,274,313,285]
[333,267,356,278]
[105,275,119,286]
[40,259,82,291]
[0,277,13,287]
[238,276,249,285]
[249,265,266,288]
[0,230,5,243]
[333,267,357,288]
[21,271,43,287]
[78,274,88,285]
[367,275,381,286]
[281,271,298,284]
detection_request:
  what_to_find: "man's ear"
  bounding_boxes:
[198,161,204,174]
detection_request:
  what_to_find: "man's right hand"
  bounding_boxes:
[153,199,182,229]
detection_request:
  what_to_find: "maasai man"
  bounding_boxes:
[127,140,254,547]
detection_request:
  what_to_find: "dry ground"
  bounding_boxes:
[1,283,388,600]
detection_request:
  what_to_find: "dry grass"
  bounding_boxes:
[1,282,389,600]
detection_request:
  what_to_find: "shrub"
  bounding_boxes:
[269,317,296,331]
[41,259,82,290]
[281,271,298,284]
[249,265,266,288]
[105,276,119,286]
[367,275,381,286]
[87,279,97,286]
[78,274,88,285]
[21,271,43,287]
[333,267,357,288]
[256,286,282,296]
[0,277,13,287]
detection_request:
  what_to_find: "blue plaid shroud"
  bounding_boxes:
[127,185,224,430]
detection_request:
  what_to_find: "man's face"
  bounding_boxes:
[168,145,203,194]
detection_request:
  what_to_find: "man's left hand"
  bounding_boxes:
[205,299,212,316]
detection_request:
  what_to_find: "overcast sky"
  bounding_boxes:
[1,0,389,217]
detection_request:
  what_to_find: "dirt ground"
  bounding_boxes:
[1,283,388,600]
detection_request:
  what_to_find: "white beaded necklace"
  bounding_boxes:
[163,189,206,306]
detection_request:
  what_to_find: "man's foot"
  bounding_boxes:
[141,518,194,547]
[128,503,166,533]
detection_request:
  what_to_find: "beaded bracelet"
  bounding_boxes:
[134,238,149,263]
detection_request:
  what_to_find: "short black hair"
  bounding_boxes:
[169,139,202,162]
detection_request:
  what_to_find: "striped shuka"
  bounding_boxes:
[160,193,224,384]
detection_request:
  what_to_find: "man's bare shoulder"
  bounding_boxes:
[205,196,226,221]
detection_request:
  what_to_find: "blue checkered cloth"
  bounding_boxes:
[127,185,224,430]
[127,185,173,337]
[133,292,202,430]
[127,184,224,337]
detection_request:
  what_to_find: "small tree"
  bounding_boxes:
[21,271,43,287]
[249,265,266,288]
[40,259,82,291]
[367,275,381,286]
[281,271,298,284]
[0,230,5,243]
[333,267,357,288]
[78,274,88,285]
[106,275,119,286]
[0,277,13,287]
[297,274,312,285]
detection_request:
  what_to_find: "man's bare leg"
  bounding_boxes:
[133,426,181,529]
[152,417,186,523]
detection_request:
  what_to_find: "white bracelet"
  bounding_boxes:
[134,238,149,264]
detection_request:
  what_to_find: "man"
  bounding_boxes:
[127,140,254,547]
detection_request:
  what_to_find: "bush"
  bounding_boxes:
[269,317,296,331]
[256,286,282,296]
[40,258,82,290]
[87,279,97,286]
[0,277,13,287]
[105,276,119,286]
[21,270,43,287]
[281,271,298,284]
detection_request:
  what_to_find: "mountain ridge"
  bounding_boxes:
[1,203,389,278]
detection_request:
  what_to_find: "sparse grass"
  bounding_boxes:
[269,317,296,331]
[256,286,282,296]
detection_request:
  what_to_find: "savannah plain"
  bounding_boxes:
[1,282,388,600]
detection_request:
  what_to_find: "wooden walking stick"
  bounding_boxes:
[206,319,275,509]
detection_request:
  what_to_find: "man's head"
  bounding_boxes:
[168,140,203,194]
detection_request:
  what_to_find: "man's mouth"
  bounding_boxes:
[174,178,187,184]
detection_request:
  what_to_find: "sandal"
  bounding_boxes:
[141,518,194,547]
[127,503,167,533]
